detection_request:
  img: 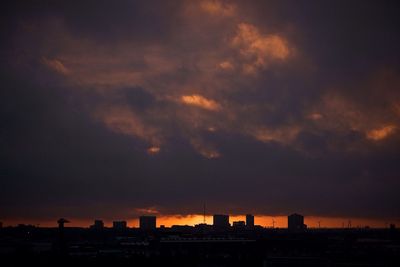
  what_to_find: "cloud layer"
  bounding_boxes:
[1,0,400,223]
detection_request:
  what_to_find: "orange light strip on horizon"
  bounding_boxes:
[2,215,398,228]
[145,215,394,229]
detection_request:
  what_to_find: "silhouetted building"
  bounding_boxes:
[171,225,193,232]
[57,218,69,229]
[233,221,245,229]
[246,214,254,227]
[288,213,307,231]
[113,221,127,229]
[195,223,213,232]
[0,221,2,228]
[213,214,230,228]
[139,216,156,230]
[57,218,69,254]
[90,220,104,229]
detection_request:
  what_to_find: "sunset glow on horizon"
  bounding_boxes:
[2,215,398,230]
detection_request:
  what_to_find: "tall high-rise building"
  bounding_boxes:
[113,221,127,229]
[213,214,230,228]
[139,216,157,230]
[246,214,254,227]
[288,213,306,231]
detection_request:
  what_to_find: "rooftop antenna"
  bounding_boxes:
[318,221,321,228]
[272,218,276,228]
[203,202,206,224]
[347,220,352,228]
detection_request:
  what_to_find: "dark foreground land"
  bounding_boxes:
[1,226,399,266]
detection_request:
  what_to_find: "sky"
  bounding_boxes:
[1,0,400,227]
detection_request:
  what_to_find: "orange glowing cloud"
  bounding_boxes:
[135,207,160,215]
[42,57,70,75]
[366,125,396,141]
[312,93,372,137]
[181,94,221,111]
[218,60,235,71]
[308,113,323,121]
[95,106,161,147]
[147,146,161,155]
[392,101,400,117]
[190,138,221,159]
[200,0,236,17]
[313,92,399,143]
[232,23,290,73]
[252,126,300,144]
[33,2,300,158]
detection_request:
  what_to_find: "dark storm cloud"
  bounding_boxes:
[2,0,181,43]
[1,0,400,223]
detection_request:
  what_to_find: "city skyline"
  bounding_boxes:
[2,214,397,229]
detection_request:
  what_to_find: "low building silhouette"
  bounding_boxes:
[233,221,245,229]
[139,216,156,230]
[194,223,213,232]
[90,220,104,230]
[213,214,230,228]
[113,221,127,229]
[288,213,307,231]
